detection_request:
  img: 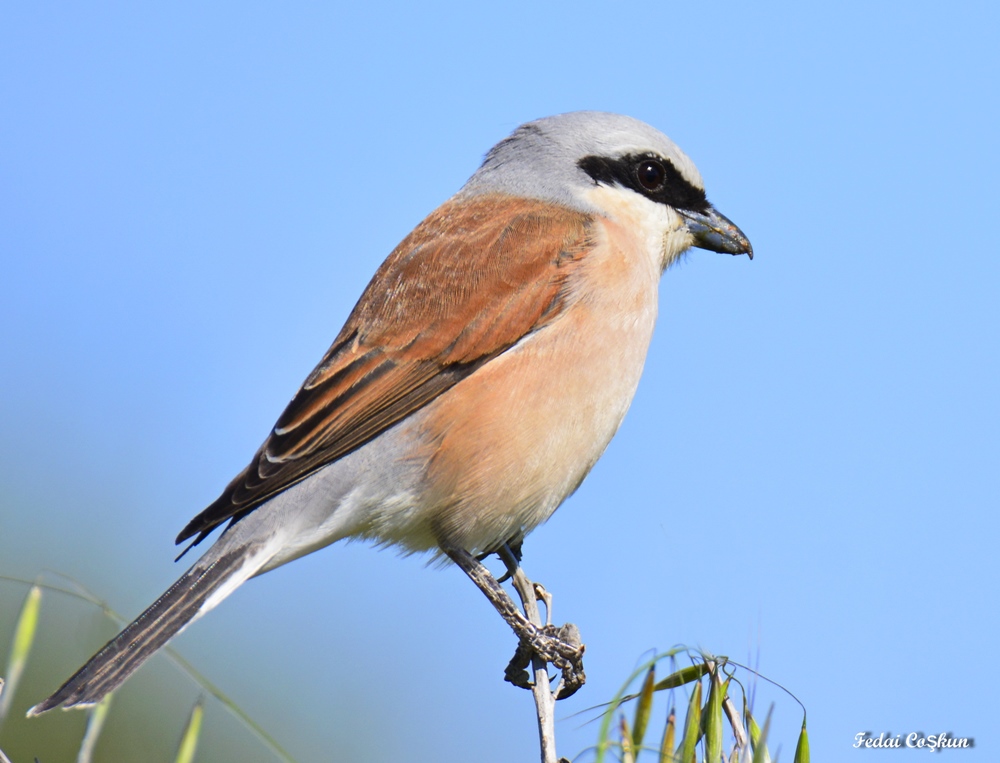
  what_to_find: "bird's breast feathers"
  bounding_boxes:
[412,198,662,551]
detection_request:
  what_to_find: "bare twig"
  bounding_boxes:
[723,694,748,751]
[443,544,585,763]
[499,547,557,763]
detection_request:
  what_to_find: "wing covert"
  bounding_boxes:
[177,195,595,545]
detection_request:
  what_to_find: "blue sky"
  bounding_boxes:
[1,2,996,760]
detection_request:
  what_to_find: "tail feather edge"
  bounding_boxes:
[29,544,267,715]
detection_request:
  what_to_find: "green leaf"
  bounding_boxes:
[0,584,42,721]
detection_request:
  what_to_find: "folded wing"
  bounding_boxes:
[177,196,595,546]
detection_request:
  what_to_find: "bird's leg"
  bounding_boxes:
[496,544,585,700]
[445,543,533,633]
[442,543,585,700]
[478,536,522,583]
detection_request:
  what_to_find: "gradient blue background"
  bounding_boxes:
[1,2,996,760]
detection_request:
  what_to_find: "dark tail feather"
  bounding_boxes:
[29,546,254,715]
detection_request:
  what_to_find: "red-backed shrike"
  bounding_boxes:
[32,111,751,714]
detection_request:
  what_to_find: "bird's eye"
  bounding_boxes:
[635,159,666,192]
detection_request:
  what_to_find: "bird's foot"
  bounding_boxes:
[504,621,586,700]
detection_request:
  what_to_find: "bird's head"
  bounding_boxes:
[462,111,752,270]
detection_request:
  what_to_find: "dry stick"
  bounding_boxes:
[443,544,558,763]
[723,694,748,752]
[498,546,558,763]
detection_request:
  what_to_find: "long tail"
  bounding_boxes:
[29,540,274,715]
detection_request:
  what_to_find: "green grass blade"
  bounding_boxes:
[76,693,113,763]
[595,654,673,763]
[676,680,702,763]
[175,697,205,763]
[703,673,724,763]
[140,640,294,762]
[659,708,676,763]
[0,584,42,722]
[1,575,297,763]
[632,666,656,755]
[794,718,810,763]
[653,663,709,692]
[745,700,772,763]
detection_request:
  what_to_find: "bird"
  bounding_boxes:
[30,111,752,715]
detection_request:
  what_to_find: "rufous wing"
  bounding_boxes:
[177,195,595,545]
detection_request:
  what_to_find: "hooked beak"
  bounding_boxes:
[679,205,753,259]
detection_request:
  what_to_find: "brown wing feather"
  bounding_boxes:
[177,195,594,545]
